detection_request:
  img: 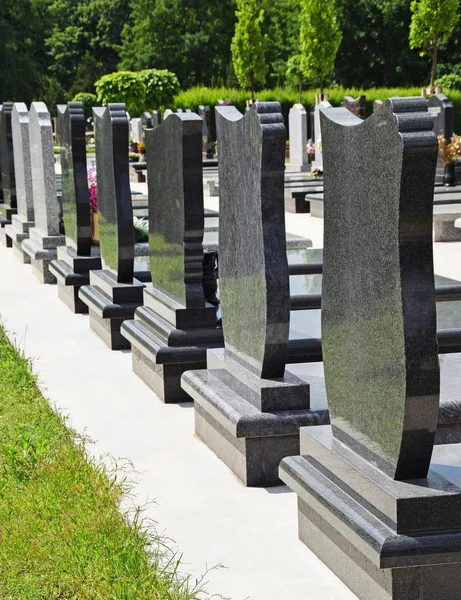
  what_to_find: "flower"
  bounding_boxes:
[137,142,146,154]
[310,167,323,177]
[87,166,98,213]
[438,134,461,165]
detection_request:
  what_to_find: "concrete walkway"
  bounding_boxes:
[0,213,353,600]
[1,206,459,599]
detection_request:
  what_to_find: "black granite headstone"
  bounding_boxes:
[182,103,326,486]
[50,102,101,313]
[198,105,213,158]
[151,110,159,128]
[93,103,134,282]
[121,112,223,401]
[78,103,144,349]
[0,102,17,228]
[280,99,461,600]
[59,103,92,256]
[428,93,457,186]
[141,111,152,130]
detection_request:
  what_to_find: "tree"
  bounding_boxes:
[409,0,460,90]
[120,0,235,89]
[297,0,342,97]
[231,0,267,99]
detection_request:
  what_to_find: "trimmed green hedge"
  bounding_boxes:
[174,86,461,140]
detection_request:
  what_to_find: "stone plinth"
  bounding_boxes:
[0,102,17,232]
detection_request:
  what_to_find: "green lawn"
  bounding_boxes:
[0,326,205,600]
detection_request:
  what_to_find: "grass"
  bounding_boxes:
[0,326,208,600]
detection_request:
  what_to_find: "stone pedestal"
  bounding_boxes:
[0,203,16,231]
[182,348,329,486]
[49,246,102,314]
[4,214,34,262]
[78,270,145,350]
[22,228,65,283]
[280,426,461,600]
[121,285,223,402]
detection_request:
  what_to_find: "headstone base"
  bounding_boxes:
[0,204,17,230]
[0,227,13,247]
[284,192,310,214]
[49,246,102,314]
[286,164,310,173]
[22,229,66,284]
[280,425,461,600]
[182,348,328,487]
[4,215,34,260]
[310,198,324,218]
[121,286,223,402]
[78,269,145,350]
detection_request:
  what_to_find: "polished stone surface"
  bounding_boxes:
[146,112,207,308]
[216,102,289,379]
[428,93,453,140]
[11,103,33,223]
[29,102,60,237]
[93,104,135,282]
[0,102,17,211]
[321,98,439,480]
[58,102,91,255]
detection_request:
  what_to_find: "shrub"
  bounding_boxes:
[95,69,179,115]
[435,73,461,90]
[71,92,98,119]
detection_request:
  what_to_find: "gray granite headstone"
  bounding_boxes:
[373,99,383,112]
[141,111,152,130]
[151,110,159,128]
[287,103,308,172]
[93,104,134,282]
[11,103,33,223]
[217,102,290,379]
[58,102,91,256]
[321,97,439,480]
[146,112,206,308]
[29,102,60,237]
[0,102,17,217]
[312,99,332,171]
[342,95,367,119]
[198,105,213,157]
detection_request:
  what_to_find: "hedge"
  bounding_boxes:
[173,86,461,140]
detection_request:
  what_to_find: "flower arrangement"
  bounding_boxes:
[306,141,315,163]
[438,134,461,165]
[87,166,97,213]
[137,142,146,155]
[310,167,323,178]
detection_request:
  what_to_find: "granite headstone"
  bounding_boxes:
[121,112,223,401]
[428,93,457,186]
[49,102,101,313]
[22,102,65,282]
[342,95,367,119]
[280,98,461,600]
[4,103,34,259]
[312,98,332,171]
[287,103,309,173]
[198,105,213,158]
[182,102,327,486]
[0,102,17,230]
[78,104,144,349]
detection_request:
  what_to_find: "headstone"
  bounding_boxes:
[163,109,173,120]
[151,110,159,128]
[428,93,457,186]
[0,102,17,231]
[342,95,367,119]
[280,98,461,600]
[130,117,143,144]
[312,96,332,172]
[49,102,101,313]
[78,104,144,349]
[373,99,383,112]
[287,103,309,173]
[198,105,214,158]
[121,112,223,401]
[140,111,152,130]
[182,102,326,487]
[4,103,34,260]
[22,102,65,283]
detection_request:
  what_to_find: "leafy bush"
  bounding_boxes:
[95,69,179,115]
[71,92,98,119]
[173,86,461,137]
[138,69,180,110]
[435,73,461,91]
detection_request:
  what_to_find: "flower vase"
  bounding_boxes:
[444,162,456,187]
[91,211,100,245]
